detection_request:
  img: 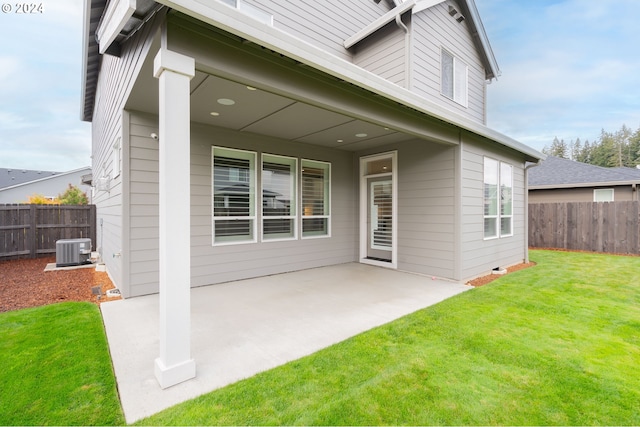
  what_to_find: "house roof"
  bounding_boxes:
[0,167,91,192]
[528,156,640,189]
[0,168,60,190]
[343,0,499,80]
[81,0,541,161]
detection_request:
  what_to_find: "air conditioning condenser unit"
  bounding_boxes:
[56,238,92,267]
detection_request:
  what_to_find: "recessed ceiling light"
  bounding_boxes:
[246,86,257,91]
[210,112,220,116]
[355,133,368,138]
[217,98,236,106]
[337,139,344,143]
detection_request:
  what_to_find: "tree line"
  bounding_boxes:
[542,124,640,168]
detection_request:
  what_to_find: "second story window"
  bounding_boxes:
[441,49,468,107]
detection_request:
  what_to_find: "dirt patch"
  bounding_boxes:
[0,257,120,313]
[466,261,537,287]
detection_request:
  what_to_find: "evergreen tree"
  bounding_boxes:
[543,137,569,158]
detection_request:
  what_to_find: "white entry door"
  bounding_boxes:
[360,152,397,268]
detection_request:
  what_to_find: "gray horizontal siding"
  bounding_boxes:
[126,112,357,297]
[91,13,162,297]
[358,139,457,279]
[241,0,389,61]
[353,20,408,87]
[460,137,527,279]
[411,1,486,124]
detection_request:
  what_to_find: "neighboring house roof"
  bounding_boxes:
[529,156,640,189]
[81,0,542,162]
[0,168,60,189]
[0,167,91,192]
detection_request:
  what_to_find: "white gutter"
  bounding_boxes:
[152,0,544,160]
[530,180,640,190]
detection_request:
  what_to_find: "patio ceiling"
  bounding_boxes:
[126,52,420,152]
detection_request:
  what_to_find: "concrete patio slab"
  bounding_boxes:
[100,263,470,423]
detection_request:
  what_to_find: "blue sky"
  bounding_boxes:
[0,0,639,172]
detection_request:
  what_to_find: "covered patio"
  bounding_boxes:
[101,263,470,423]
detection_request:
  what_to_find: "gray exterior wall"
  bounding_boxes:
[90,12,163,295]
[411,1,487,124]
[242,0,390,61]
[353,16,410,88]
[126,111,358,297]
[357,139,458,279]
[529,186,637,203]
[241,0,487,125]
[460,137,527,279]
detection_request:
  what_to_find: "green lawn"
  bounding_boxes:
[1,251,639,425]
[0,302,124,426]
[138,250,640,425]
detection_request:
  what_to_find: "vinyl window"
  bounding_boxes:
[301,159,330,238]
[594,188,614,202]
[484,157,513,239]
[262,154,297,241]
[441,49,468,107]
[212,147,256,245]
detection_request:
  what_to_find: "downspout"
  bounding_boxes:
[394,13,410,89]
[524,160,541,263]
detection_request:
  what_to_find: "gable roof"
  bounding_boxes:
[81,0,542,162]
[343,0,500,80]
[529,156,640,189]
[0,168,60,190]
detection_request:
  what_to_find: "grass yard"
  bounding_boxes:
[1,250,638,425]
[0,302,124,426]
[138,250,640,426]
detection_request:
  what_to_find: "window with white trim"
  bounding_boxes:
[301,159,330,238]
[212,147,256,245]
[441,49,468,107]
[484,157,513,239]
[594,188,614,202]
[262,154,297,241]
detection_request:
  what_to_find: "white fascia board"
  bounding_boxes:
[412,0,445,15]
[96,0,136,54]
[343,0,416,49]
[464,0,500,79]
[155,0,543,161]
[80,0,91,120]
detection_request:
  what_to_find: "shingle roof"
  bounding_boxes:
[528,156,640,188]
[0,168,60,189]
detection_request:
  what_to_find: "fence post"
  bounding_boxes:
[90,204,97,252]
[29,204,37,259]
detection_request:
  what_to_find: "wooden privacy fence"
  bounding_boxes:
[0,204,96,260]
[529,201,640,254]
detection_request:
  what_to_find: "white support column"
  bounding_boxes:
[153,48,196,389]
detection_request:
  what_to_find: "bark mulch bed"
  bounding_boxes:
[0,257,121,313]
[1,255,536,312]
[466,261,537,287]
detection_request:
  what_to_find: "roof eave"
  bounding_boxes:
[530,180,640,190]
[152,0,541,161]
[458,0,500,81]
